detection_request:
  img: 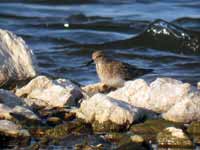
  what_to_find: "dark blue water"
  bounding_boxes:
[0,0,200,86]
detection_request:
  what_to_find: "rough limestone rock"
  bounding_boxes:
[0,120,30,137]
[109,78,191,113]
[162,92,200,123]
[157,127,192,148]
[0,29,37,87]
[15,76,83,108]
[0,103,12,119]
[75,93,147,131]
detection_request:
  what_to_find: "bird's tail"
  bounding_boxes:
[136,68,153,77]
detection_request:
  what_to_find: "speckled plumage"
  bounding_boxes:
[92,50,153,87]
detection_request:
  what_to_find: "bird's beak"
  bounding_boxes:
[84,59,94,66]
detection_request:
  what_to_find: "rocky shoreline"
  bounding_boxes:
[0,29,200,149]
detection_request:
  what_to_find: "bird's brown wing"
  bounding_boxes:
[114,61,152,80]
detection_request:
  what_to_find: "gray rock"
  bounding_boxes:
[0,120,30,137]
[0,103,12,119]
[0,89,25,107]
[15,76,83,108]
[0,29,37,87]
[12,105,40,122]
[0,89,40,122]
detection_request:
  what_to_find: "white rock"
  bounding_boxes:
[0,120,30,137]
[165,127,185,139]
[157,127,192,147]
[0,103,12,119]
[162,92,200,123]
[130,135,144,143]
[15,76,83,108]
[75,93,145,126]
[109,78,191,113]
[109,79,150,109]
[0,29,37,87]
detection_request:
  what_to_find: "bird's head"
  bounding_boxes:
[92,50,105,62]
[84,50,105,66]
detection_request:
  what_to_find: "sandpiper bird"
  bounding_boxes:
[87,50,153,88]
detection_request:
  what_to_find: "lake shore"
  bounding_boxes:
[1,29,200,149]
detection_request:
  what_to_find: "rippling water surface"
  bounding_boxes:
[0,0,200,85]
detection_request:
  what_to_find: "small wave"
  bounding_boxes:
[140,19,200,53]
[0,0,95,5]
[173,17,200,31]
[76,19,200,54]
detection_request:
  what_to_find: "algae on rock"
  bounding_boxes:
[130,119,183,142]
[157,127,193,148]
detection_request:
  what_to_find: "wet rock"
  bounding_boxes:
[82,82,114,96]
[105,133,147,150]
[28,143,40,150]
[103,132,145,150]
[75,93,147,132]
[116,142,148,150]
[0,89,25,107]
[157,127,193,148]
[92,120,128,132]
[130,135,144,143]
[75,143,104,150]
[109,78,191,113]
[38,107,65,118]
[162,92,200,123]
[130,119,182,143]
[38,109,52,118]
[37,107,76,122]
[45,120,92,139]
[187,122,200,135]
[0,120,30,145]
[45,123,72,139]
[0,89,40,123]
[0,120,22,136]
[11,105,40,124]
[27,138,49,150]
[187,122,200,144]
[193,136,200,145]
[47,117,62,126]
[29,127,45,138]
[104,132,131,144]
[0,103,12,119]
[0,29,37,87]
[15,76,83,108]
[64,112,76,121]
